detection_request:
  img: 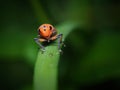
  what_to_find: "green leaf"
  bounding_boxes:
[34,22,79,90]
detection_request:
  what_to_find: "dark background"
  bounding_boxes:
[0,0,120,90]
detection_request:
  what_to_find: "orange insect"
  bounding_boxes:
[34,24,63,52]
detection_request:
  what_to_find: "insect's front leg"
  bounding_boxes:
[57,34,63,52]
[34,38,45,52]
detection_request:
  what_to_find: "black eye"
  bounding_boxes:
[49,26,52,30]
[43,25,46,28]
[44,29,46,31]
[38,29,40,33]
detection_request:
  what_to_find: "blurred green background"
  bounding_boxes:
[0,0,120,90]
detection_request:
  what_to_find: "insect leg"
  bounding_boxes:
[34,38,45,51]
[57,34,63,52]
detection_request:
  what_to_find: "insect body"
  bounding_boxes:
[34,24,63,52]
